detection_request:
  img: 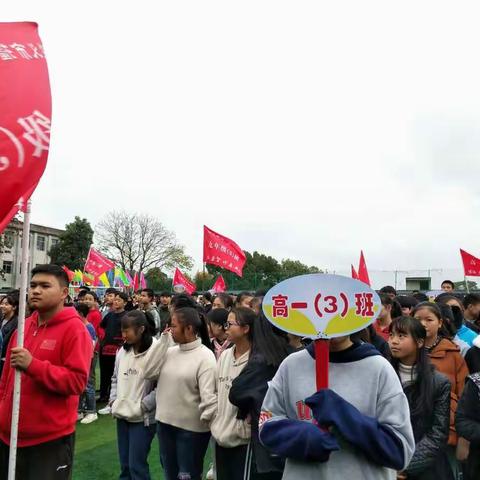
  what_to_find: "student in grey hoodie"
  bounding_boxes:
[110,310,158,480]
[259,333,415,480]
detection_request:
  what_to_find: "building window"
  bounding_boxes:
[2,261,12,274]
[51,238,59,247]
[36,235,46,251]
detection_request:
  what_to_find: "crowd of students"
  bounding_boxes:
[1,270,480,479]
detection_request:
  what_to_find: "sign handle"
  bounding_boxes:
[314,339,329,390]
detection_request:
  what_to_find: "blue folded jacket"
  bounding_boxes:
[305,389,405,470]
[260,418,340,463]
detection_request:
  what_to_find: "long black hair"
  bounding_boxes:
[121,310,157,353]
[173,307,212,349]
[251,313,291,367]
[389,316,435,418]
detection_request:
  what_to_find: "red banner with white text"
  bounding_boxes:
[203,226,246,277]
[0,22,52,233]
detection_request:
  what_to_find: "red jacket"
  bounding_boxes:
[87,309,103,353]
[0,307,92,447]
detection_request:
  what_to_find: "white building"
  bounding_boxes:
[0,220,64,292]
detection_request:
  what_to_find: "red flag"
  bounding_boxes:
[140,272,147,289]
[0,23,52,233]
[173,268,196,295]
[62,265,74,283]
[132,272,139,291]
[203,226,246,277]
[84,247,115,277]
[357,251,371,286]
[460,249,480,276]
[351,265,359,280]
[212,275,227,293]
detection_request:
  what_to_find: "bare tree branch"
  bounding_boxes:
[95,211,193,275]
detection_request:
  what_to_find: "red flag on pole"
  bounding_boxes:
[460,249,480,276]
[132,272,139,291]
[84,247,115,277]
[212,275,227,293]
[62,266,75,283]
[351,265,359,280]
[173,268,196,295]
[203,226,246,277]
[0,23,52,234]
[357,251,371,286]
[140,272,147,289]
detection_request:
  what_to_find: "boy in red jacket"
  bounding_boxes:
[0,264,92,480]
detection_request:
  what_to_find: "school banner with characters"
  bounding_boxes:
[0,22,51,233]
[263,274,381,339]
[203,225,246,277]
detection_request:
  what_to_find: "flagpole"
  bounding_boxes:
[8,200,31,480]
[465,276,470,293]
[202,263,206,292]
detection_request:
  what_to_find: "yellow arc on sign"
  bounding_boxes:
[263,304,317,336]
[324,305,379,335]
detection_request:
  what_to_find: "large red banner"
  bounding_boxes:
[84,247,115,277]
[460,249,480,277]
[0,22,52,233]
[203,226,246,277]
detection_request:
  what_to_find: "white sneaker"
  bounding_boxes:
[206,464,214,480]
[77,412,84,421]
[98,406,111,415]
[80,413,98,424]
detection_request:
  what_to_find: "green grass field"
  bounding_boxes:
[74,410,212,480]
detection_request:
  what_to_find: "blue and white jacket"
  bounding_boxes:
[259,342,415,480]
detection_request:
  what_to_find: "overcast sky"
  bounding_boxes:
[4,1,480,278]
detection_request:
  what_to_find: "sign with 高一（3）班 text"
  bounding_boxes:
[262,274,381,340]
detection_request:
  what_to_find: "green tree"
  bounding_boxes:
[206,250,323,291]
[49,216,94,270]
[145,268,173,292]
[194,271,214,291]
[280,259,321,278]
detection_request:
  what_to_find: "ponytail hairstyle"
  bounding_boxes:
[436,303,458,338]
[411,301,451,339]
[380,294,402,319]
[230,307,256,343]
[389,316,435,418]
[174,307,212,349]
[121,309,157,353]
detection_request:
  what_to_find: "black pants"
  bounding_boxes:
[99,353,116,401]
[0,433,75,480]
[216,443,251,480]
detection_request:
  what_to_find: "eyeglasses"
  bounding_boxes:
[223,321,240,329]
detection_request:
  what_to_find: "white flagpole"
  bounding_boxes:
[8,199,32,480]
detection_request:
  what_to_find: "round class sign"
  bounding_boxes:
[262,274,381,339]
